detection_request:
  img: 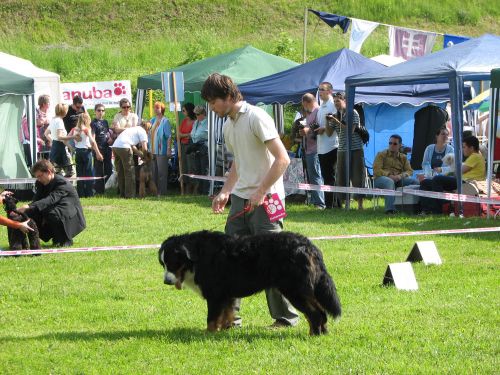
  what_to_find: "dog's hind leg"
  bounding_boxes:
[280,290,325,335]
[149,181,158,197]
[138,180,146,198]
[220,299,236,329]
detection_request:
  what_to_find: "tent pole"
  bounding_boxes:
[31,94,36,166]
[486,85,498,218]
[449,76,464,213]
[172,74,184,195]
[303,8,308,63]
[345,86,356,210]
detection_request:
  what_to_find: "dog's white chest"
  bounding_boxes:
[183,270,203,296]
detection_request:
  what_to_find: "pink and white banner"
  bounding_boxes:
[61,80,131,108]
[389,27,436,60]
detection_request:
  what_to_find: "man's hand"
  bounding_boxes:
[16,204,29,214]
[249,189,266,210]
[18,220,34,234]
[316,127,326,135]
[212,192,230,214]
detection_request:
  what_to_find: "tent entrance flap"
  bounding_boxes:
[0,95,31,179]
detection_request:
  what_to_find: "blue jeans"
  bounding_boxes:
[374,176,418,211]
[76,148,94,197]
[305,153,325,207]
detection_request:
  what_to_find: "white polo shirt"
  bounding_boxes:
[316,97,339,155]
[112,126,148,148]
[223,101,285,199]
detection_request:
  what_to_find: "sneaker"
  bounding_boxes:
[268,319,292,329]
[314,205,326,210]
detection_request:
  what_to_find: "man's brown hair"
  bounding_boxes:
[31,159,55,174]
[302,93,316,103]
[201,73,243,103]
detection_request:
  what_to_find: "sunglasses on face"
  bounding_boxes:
[318,88,329,92]
[389,142,399,145]
[121,106,131,109]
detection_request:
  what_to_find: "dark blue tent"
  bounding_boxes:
[345,34,500,198]
[239,48,452,106]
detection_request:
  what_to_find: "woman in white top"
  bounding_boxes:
[73,113,103,197]
[112,98,139,134]
[44,103,75,177]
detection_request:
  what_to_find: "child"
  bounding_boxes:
[44,103,75,177]
[73,113,103,197]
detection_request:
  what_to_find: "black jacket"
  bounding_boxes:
[29,174,86,239]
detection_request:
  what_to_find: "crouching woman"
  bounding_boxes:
[17,160,86,247]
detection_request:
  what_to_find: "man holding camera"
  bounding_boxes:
[316,82,339,208]
[294,93,325,209]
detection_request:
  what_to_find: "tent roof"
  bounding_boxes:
[370,54,406,66]
[137,45,299,92]
[0,66,34,96]
[346,34,500,87]
[238,48,453,106]
[0,52,60,80]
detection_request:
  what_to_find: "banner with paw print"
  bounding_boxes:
[61,80,132,108]
[263,193,287,222]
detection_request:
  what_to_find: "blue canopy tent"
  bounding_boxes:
[345,34,500,206]
[239,48,460,166]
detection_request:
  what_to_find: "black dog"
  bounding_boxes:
[159,230,341,335]
[2,195,40,250]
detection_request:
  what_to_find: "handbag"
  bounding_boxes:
[354,124,370,145]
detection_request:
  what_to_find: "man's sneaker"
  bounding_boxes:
[268,319,292,329]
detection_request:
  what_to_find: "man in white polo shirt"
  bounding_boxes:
[316,82,340,208]
[112,121,149,198]
[201,73,299,329]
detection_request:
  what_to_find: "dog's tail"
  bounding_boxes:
[315,273,341,319]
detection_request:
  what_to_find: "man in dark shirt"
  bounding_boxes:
[91,104,113,194]
[63,95,86,133]
[18,159,86,247]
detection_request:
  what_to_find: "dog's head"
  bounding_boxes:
[159,234,199,290]
[442,153,455,167]
[141,150,154,164]
[2,194,18,213]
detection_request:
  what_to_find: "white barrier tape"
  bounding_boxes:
[0,244,160,257]
[309,226,500,240]
[403,189,500,205]
[183,174,500,204]
[0,176,106,186]
[1,227,499,257]
[183,174,401,197]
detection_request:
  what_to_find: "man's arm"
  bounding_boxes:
[401,156,413,178]
[212,161,239,214]
[248,137,290,208]
[27,187,68,214]
[373,152,388,178]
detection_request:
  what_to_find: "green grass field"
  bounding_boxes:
[0,195,498,373]
[1,1,499,373]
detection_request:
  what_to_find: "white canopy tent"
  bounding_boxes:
[0,51,61,118]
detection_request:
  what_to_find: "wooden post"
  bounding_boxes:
[172,73,185,195]
[148,89,153,118]
[303,7,308,63]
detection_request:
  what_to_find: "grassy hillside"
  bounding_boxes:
[0,0,498,89]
